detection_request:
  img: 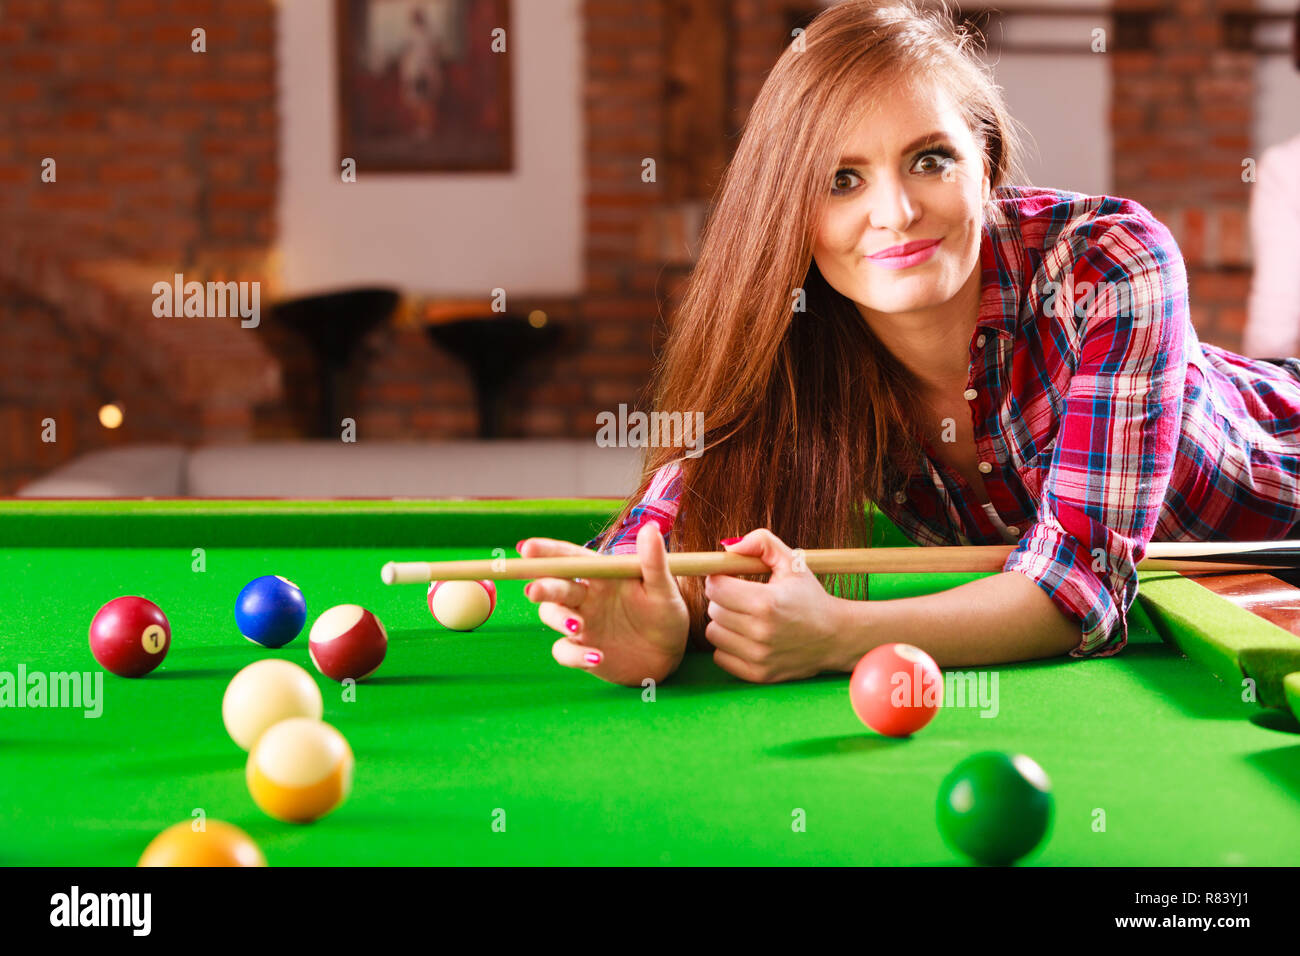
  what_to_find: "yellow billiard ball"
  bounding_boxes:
[138,820,266,867]
[246,717,353,823]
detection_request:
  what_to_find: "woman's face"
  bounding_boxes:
[812,81,990,319]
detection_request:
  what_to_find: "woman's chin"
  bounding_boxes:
[857,290,948,315]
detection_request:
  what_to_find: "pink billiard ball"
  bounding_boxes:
[308,605,387,682]
[89,596,171,678]
[850,643,943,737]
[427,580,496,631]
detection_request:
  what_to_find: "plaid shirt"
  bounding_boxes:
[587,186,1300,658]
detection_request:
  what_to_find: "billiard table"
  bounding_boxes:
[2,498,1299,866]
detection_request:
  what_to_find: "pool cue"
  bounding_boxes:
[380,541,1300,585]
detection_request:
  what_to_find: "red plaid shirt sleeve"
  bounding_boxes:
[1003,211,1188,656]
[585,463,682,554]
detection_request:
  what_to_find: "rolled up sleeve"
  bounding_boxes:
[1004,212,1188,657]
[584,463,683,554]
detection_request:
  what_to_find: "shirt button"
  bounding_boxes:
[963,388,978,401]
[893,491,907,503]
[976,334,986,348]
[978,461,993,474]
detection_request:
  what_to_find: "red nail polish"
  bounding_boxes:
[720,537,742,546]
[516,539,526,551]
[565,617,581,633]
[524,583,533,600]
[584,651,602,665]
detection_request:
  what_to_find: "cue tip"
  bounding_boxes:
[380,562,396,586]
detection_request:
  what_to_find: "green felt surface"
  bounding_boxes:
[1286,673,1300,722]
[1138,573,1300,710]
[0,498,621,548]
[2,501,1299,866]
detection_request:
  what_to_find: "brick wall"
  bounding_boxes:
[575,0,793,435]
[0,282,200,493]
[1111,0,1259,351]
[575,0,668,428]
[0,0,279,493]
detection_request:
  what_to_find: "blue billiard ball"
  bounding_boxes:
[235,575,307,648]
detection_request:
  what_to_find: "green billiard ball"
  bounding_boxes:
[937,751,1053,865]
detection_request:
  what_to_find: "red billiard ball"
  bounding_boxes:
[308,604,387,682]
[850,642,943,737]
[89,596,171,678]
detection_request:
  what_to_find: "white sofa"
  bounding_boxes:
[17,441,645,499]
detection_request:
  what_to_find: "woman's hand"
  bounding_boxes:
[704,528,847,683]
[522,522,689,687]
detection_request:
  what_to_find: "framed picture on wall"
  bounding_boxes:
[336,0,513,172]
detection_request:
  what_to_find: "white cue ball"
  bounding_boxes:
[222,659,323,751]
[427,579,496,631]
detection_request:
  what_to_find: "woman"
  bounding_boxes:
[521,0,1300,686]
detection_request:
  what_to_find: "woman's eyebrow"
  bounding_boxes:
[837,132,950,166]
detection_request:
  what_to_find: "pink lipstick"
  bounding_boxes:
[867,238,941,270]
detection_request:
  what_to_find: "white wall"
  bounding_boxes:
[1254,0,1300,153]
[984,52,1112,195]
[275,0,583,297]
[977,8,1113,195]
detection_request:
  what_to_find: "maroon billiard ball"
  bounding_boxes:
[308,604,387,682]
[89,596,171,677]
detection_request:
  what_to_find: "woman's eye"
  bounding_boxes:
[831,148,958,195]
[915,148,958,176]
[831,169,862,195]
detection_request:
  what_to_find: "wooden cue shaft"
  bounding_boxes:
[380,543,1291,584]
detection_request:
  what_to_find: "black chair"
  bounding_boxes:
[269,288,401,437]
[424,314,562,438]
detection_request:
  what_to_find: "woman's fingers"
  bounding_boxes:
[538,600,585,642]
[518,536,594,558]
[635,522,678,598]
[552,637,603,670]
[711,647,764,683]
[525,577,589,608]
[705,598,755,638]
[519,539,598,615]
[704,616,766,662]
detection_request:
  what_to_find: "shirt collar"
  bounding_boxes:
[975,197,1026,342]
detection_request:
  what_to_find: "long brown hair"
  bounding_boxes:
[600,0,1026,643]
